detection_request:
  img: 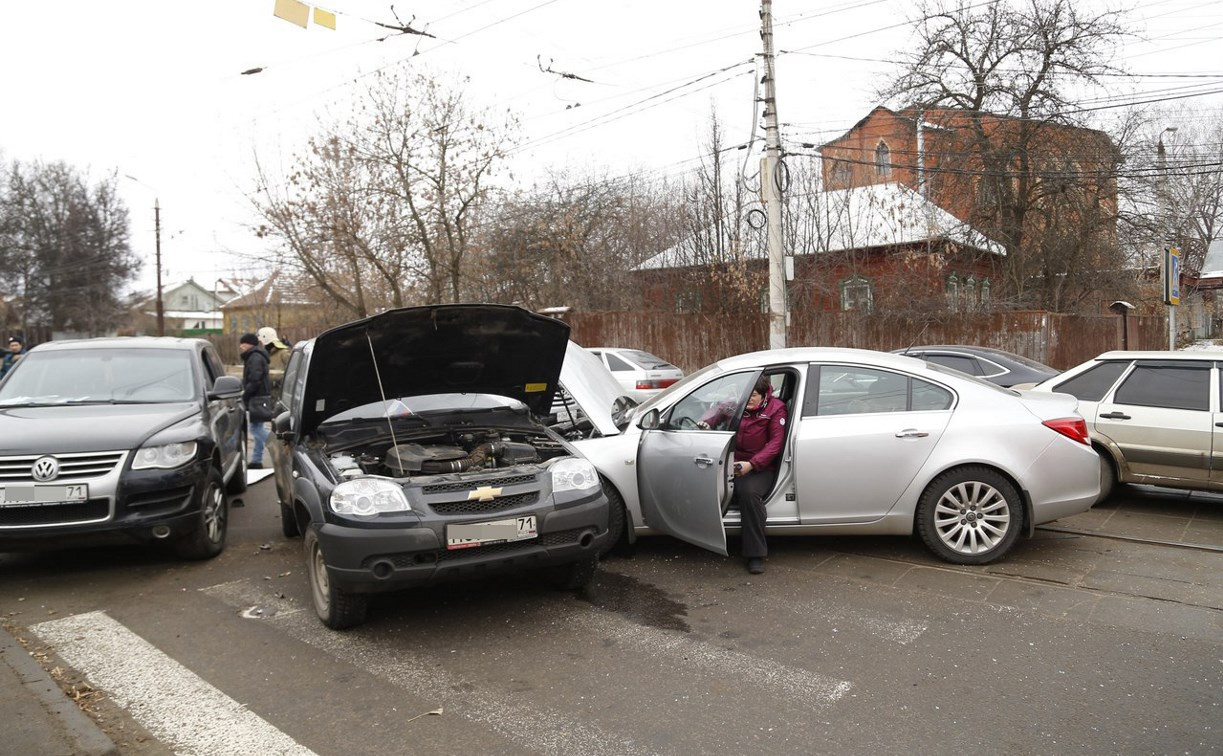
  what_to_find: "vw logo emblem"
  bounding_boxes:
[31,456,60,482]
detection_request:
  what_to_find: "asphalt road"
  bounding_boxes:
[1,480,1219,755]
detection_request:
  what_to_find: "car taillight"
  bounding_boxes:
[636,379,661,390]
[658,378,679,388]
[1043,417,1091,446]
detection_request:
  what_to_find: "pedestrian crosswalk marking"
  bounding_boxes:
[31,611,317,756]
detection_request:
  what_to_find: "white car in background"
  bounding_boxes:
[587,347,684,400]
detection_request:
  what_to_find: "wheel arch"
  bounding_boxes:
[913,462,1033,538]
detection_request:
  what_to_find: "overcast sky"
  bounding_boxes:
[2,0,1221,295]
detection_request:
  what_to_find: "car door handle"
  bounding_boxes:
[693,455,716,467]
[895,429,929,438]
[1099,412,1131,420]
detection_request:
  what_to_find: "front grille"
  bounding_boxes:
[421,474,537,495]
[0,499,110,527]
[429,491,540,516]
[0,451,126,483]
[361,527,587,569]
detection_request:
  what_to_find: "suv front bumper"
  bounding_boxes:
[317,490,610,593]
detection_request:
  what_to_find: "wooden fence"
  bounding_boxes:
[203,308,1169,373]
[564,310,1168,373]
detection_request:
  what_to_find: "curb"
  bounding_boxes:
[0,625,119,756]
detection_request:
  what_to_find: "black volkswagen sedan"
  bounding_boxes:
[268,304,612,629]
[0,338,245,559]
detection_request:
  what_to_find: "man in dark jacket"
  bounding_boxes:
[239,332,272,469]
[0,336,27,379]
[699,376,788,574]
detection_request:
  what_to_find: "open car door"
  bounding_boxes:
[635,370,760,556]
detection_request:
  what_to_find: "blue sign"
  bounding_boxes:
[1165,246,1180,306]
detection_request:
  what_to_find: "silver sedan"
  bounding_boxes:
[562,346,1100,565]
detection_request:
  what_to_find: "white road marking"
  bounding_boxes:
[203,580,659,756]
[30,611,316,756]
[803,604,928,646]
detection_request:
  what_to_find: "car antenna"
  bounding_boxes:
[901,321,930,355]
[366,330,403,454]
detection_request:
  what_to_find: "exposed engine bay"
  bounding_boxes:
[325,429,568,480]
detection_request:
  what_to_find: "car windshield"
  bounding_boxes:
[322,393,526,424]
[621,349,675,370]
[0,348,197,405]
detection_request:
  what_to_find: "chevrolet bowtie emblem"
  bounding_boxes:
[467,486,503,502]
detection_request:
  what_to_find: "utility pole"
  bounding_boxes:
[1158,127,1178,349]
[760,0,787,349]
[154,199,165,337]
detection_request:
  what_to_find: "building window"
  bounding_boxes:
[840,275,873,313]
[964,276,977,310]
[675,290,703,314]
[831,160,852,187]
[981,279,991,307]
[875,141,891,178]
[946,274,961,312]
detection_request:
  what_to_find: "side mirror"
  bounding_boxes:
[638,408,660,430]
[272,410,293,436]
[209,375,242,399]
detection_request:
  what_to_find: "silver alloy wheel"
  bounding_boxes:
[202,481,225,543]
[932,480,1011,555]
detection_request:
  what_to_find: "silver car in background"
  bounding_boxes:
[1028,350,1223,500]
[561,347,1100,565]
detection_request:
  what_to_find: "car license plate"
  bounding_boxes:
[0,484,89,507]
[446,515,537,550]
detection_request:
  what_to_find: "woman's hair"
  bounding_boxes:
[754,375,771,395]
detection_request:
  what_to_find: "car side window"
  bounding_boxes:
[202,348,225,386]
[1113,363,1210,411]
[1050,361,1129,401]
[805,366,952,416]
[665,372,755,430]
[605,353,634,372]
[280,350,304,409]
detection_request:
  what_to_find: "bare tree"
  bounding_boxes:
[0,161,138,336]
[881,0,1132,312]
[250,67,517,314]
[471,170,682,310]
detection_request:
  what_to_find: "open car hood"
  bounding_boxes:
[299,304,570,436]
[558,340,631,436]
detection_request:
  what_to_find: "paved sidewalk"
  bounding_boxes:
[0,623,117,756]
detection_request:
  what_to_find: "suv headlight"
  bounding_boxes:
[551,457,599,494]
[330,477,411,516]
[132,441,198,470]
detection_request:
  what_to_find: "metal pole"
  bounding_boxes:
[761,0,786,349]
[154,199,165,337]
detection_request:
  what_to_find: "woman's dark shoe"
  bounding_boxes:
[249,462,263,470]
[746,557,765,574]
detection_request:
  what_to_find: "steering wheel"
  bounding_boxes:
[674,415,699,430]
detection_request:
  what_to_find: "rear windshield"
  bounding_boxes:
[0,348,197,404]
[621,350,676,370]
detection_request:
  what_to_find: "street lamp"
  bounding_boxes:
[123,175,165,337]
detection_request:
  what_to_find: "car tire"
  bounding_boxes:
[599,481,633,558]
[173,467,229,560]
[1095,446,1116,504]
[279,499,301,538]
[550,556,598,591]
[916,466,1022,565]
[305,528,368,629]
[226,435,248,495]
